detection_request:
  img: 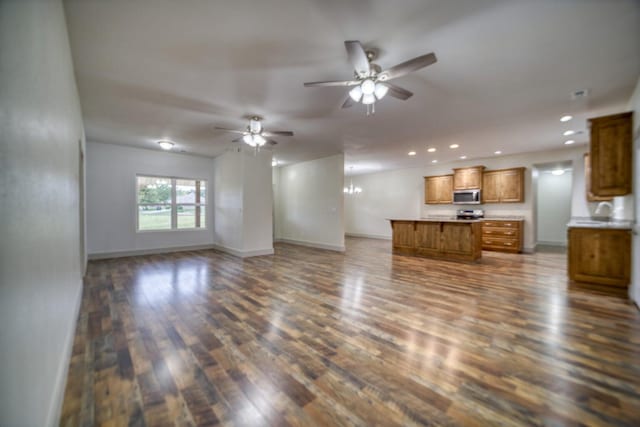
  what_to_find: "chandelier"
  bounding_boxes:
[344,168,362,195]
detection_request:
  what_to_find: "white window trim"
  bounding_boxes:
[136,174,208,232]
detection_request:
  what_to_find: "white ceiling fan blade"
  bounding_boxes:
[345,40,370,76]
[304,80,360,87]
[341,95,356,109]
[262,130,294,137]
[378,53,437,81]
[384,83,413,100]
[214,126,246,134]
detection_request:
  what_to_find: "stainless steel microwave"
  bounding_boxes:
[453,189,481,204]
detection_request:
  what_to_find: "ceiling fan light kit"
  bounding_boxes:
[215,116,294,151]
[304,40,437,115]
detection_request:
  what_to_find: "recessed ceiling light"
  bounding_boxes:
[494,150,502,155]
[427,148,436,153]
[432,160,438,163]
[449,144,459,149]
[408,151,416,156]
[552,169,565,176]
[564,140,575,145]
[272,159,278,167]
[560,115,573,122]
[563,130,575,136]
[157,140,174,150]
[459,155,467,160]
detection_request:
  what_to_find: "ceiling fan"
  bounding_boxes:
[215,116,294,148]
[304,40,437,115]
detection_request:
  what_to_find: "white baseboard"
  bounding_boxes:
[211,244,274,258]
[88,244,216,260]
[536,241,568,247]
[523,246,535,254]
[275,238,345,252]
[345,232,392,240]
[47,278,83,427]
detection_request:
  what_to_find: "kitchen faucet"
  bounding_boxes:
[594,201,614,218]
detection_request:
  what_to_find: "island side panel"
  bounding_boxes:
[390,220,416,255]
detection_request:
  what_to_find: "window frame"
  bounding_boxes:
[136,174,208,232]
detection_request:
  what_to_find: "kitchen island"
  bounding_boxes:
[388,218,483,262]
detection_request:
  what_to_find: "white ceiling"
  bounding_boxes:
[64,0,640,174]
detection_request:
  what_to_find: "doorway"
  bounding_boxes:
[534,161,573,251]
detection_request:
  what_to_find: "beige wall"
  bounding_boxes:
[0,1,85,425]
[274,154,345,251]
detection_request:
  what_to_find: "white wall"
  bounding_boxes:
[345,146,588,251]
[0,1,85,425]
[86,142,215,256]
[275,154,345,251]
[537,171,573,245]
[214,149,244,251]
[242,150,274,252]
[213,148,273,256]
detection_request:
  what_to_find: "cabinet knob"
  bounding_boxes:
[505,242,512,245]
[505,223,512,226]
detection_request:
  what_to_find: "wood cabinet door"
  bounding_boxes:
[590,112,632,197]
[499,168,524,202]
[438,175,453,203]
[466,167,483,190]
[415,222,441,256]
[424,177,440,204]
[454,167,483,190]
[424,175,453,204]
[569,228,631,286]
[391,221,415,250]
[584,153,612,202]
[440,223,473,255]
[482,171,500,203]
[453,169,468,190]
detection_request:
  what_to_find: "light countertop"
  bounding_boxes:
[567,217,634,230]
[388,217,482,223]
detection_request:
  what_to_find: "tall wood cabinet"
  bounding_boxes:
[589,112,632,197]
[568,227,631,287]
[453,166,485,190]
[424,175,453,204]
[482,167,525,203]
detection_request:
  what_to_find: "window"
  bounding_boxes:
[137,175,207,231]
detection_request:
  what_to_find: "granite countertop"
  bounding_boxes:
[567,217,634,230]
[483,215,525,221]
[388,217,483,223]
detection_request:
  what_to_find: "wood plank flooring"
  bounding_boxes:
[60,237,640,426]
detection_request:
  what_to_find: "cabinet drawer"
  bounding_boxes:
[482,227,519,238]
[483,220,520,229]
[482,237,519,249]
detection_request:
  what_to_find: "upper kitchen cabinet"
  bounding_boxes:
[424,175,453,204]
[453,166,485,190]
[584,153,612,202]
[482,167,525,203]
[589,112,632,197]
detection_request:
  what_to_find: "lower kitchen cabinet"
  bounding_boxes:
[482,220,523,253]
[389,219,482,262]
[568,227,631,287]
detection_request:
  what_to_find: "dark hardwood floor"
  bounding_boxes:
[60,237,640,426]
